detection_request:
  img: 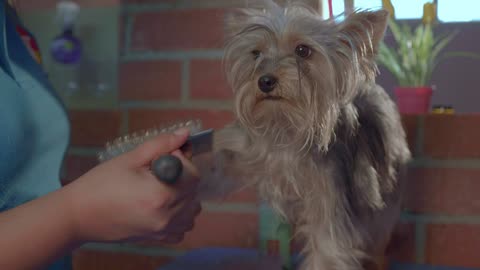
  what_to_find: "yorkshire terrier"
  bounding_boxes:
[199,1,411,269]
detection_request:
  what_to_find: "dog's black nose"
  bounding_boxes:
[258,74,277,93]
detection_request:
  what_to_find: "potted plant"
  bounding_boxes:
[377,2,480,114]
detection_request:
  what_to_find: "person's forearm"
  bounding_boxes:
[0,187,80,269]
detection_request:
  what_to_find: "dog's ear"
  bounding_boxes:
[224,0,282,39]
[224,9,249,39]
[338,10,389,58]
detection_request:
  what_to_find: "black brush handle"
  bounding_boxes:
[151,155,183,185]
[150,129,213,184]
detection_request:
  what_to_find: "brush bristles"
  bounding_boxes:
[97,119,203,162]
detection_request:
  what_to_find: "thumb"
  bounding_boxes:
[125,128,190,167]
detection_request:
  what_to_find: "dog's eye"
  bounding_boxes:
[251,50,261,60]
[295,44,312,58]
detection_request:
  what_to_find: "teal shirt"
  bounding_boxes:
[0,2,71,269]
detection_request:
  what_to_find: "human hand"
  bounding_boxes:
[63,129,201,244]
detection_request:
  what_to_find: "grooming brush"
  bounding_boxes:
[98,119,214,184]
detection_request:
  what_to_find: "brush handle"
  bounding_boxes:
[151,155,183,185]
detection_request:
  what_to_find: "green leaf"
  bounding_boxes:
[376,19,478,87]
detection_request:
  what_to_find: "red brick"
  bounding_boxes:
[124,0,174,3]
[73,249,172,270]
[190,60,232,100]
[128,109,234,132]
[201,186,257,204]
[423,114,480,159]
[69,110,122,147]
[125,0,318,9]
[405,168,480,216]
[426,224,480,268]
[223,187,257,203]
[142,211,258,249]
[119,61,182,101]
[131,9,225,51]
[401,115,418,155]
[385,222,415,263]
[62,155,98,184]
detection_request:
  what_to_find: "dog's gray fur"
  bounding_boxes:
[198,1,411,269]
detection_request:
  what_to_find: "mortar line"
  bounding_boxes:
[408,158,480,169]
[414,222,426,264]
[119,100,233,110]
[123,14,135,54]
[121,50,224,61]
[202,202,258,213]
[68,148,103,157]
[401,212,480,224]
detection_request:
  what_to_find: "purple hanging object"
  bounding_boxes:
[51,1,82,65]
[50,29,82,65]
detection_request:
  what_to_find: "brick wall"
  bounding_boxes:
[15,0,480,269]
[387,115,480,270]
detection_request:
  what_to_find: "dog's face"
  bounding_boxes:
[223,1,388,151]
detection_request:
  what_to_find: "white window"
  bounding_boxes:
[438,0,480,22]
[323,0,480,23]
[322,0,345,20]
[354,0,382,11]
[390,0,431,19]
[354,0,431,20]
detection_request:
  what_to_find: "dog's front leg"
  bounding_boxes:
[297,227,343,270]
[297,219,369,270]
[194,123,250,201]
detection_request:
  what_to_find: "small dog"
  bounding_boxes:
[199,1,411,269]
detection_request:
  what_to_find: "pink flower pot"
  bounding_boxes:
[394,87,433,114]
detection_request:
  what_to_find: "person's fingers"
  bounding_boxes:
[153,150,200,207]
[163,221,195,234]
[168,184,199,211]
[179,143,193,160]
[123,128,190,168]
[164,191,195,213]
[171,201,202,225]
[134,160,198,209]
[161,199,201,231]
[172,150,199,178]
[155,233,185,245]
